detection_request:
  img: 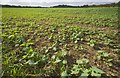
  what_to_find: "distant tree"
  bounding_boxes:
[1,1,120,8]
[52,5,81,8]
[1,4,42,8]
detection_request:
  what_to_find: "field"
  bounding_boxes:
[1,7,120,77]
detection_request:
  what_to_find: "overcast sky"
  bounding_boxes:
[0,0,119,7]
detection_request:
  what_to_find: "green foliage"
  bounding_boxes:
[2,7,119,77]
[71,58,104,77]
[81,67,104,76]
[71,58,90,75]
[97,50,113,67]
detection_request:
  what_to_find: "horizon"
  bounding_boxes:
[0,0,119,7]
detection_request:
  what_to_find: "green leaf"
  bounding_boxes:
[45,49,49,53]
[15,44,19,47]
[91,71,101,76]
[98,50,104,53]
[8,35,14,39]
[53,47,57,51]
[75,40,78,43]
[42,55,47,61]
[83,59,89,64]
[54,57,61,63]
[28,48,33,52]
[20,44,26,47]
[77,59,89,64]
[103,53,109,57]
[30,52,35,58]
[71,65,80,74]
[72,65,79,69]
[79,76,88,78]
[108,63,112,67]
[90,43,94,47]
[61,50,67,56]
[25,60,36,65]
[108,59,113,62]
[51,55,56,60]
[23,55,28,59]
[61,70,68,77]
[91,67,104,74]
[28,42,34,46]
[62,60,67,64]
[71,69,79,74]
[22,47,29,51]
[81,72,89,76]
[76,60,83,64]
[81,69,89,76]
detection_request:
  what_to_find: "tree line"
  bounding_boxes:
[1,1,120,8]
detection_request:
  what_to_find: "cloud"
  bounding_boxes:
[0,0,119,7]
[1,0,120,3]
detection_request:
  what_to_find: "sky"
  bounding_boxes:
[0,0,120,7]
